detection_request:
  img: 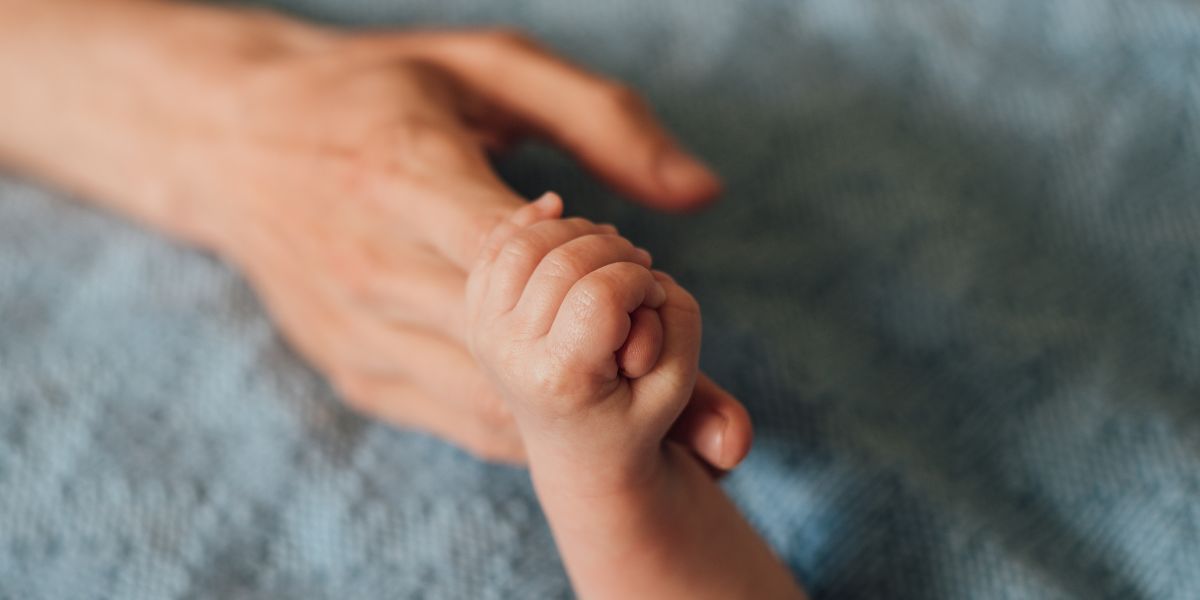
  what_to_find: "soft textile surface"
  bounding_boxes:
[2,0,1198,598]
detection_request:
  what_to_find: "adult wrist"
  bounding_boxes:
[0,0,334,248]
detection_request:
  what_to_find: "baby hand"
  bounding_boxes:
[465,193,702,491]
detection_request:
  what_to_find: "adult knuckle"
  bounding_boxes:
[367,63,422,95]
[478,27,540,52]
[323,64,429,118]
[340,261,384,304]
[593,81,647,117]
[391,115,465,163]
[388,59,443,86]
[391,114,440,143]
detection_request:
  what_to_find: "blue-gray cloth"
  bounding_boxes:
[2,0,1198,598]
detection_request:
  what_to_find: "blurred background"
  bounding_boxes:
[1,1,1198,598]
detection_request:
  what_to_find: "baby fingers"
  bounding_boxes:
[474,191,563,267]
[616,306,663,379]
[479,216,617,318]
[545,262,667,385]
[629,270,702,419]
[515,231,652,334]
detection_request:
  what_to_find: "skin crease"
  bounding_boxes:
[467,196,806,599]
[0,0,753,469]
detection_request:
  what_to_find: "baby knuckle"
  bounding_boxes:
[478,220,514,257]
[528,358,569,397]
[561,217,596,229]
[498,230,544,266]
[679,286,701,310]
[671,287,702,319]
[464,210,511,263]
[592,266,638,302]
[602,235,638,260]
[541,247,591,280]
[577,232,632,260]
[571,279,610,314]
[561,217,596,237]
[493,333,521,361]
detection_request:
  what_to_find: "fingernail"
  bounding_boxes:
[598,222,619,235]
[658,150,720,197]
[534,191,563,215]
[650,280,668,306]
[701,412,729,467]
[513,193,557,227]
[635,246,653,265]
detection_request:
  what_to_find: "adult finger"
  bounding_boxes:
[667,373,754,471]
[363,29,723,210]
[240,228,500,417]
[337,376,526,464]
[330,238,471,342]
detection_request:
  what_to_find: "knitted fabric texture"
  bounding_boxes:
[2,0,1198,598]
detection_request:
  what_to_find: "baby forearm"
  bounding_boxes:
[533,443,806,600]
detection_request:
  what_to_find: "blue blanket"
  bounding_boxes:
[2,0,1198,598]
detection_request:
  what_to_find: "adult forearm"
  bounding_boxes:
[0,0,328,245]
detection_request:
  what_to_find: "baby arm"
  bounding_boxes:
[466,193,806,599]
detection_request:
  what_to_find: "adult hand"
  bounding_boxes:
[0,0,752,467]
